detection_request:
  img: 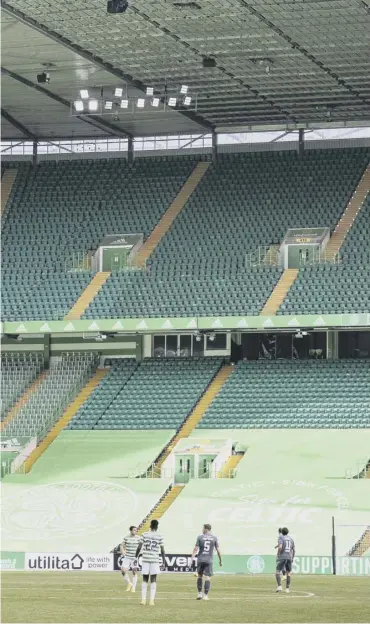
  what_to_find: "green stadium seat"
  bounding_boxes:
[198,360,370,429]
[68,357,222,430]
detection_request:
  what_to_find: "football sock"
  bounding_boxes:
[204,580,211,595]
[275,573,281,586]
[121,571,130,584]
[286,576,291,589]
[142,582,148,602]
[132,575,138,590]
[150,582,157,601]
[197,577,203,592]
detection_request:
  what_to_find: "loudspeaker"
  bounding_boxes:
[107,0,129,13]
[202,57,216,68]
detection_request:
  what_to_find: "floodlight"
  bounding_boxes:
[180,84,188,94]
[183,96,192,106]
[104,100,113,110]
[151,97,160,107]
[74,100,84,112]
[114,87,123,97]
[95,333,108,341]
[208,332,215,342]
[120,99,129,108]
[146,87,154,96]
[80,89,89,99]
[137,98,145,108]
[88,99,99,111]
[168,97,177,107]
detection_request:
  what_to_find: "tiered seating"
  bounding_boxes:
[280,196,370,314]
[70,358,222,430]
[84,269,281,318]
[2,148,369,321]
[86,147,369,318]
[67,359,137,429]
[198,360,370,429]
[152,149,369,273]
[1,352,43,419]
[2,353,97,438]
[1,157,198,321]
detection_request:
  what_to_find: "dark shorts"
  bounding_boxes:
[276,558,292,573]
[197,561,213,577]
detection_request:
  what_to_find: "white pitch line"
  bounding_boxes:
[44,592,315,601]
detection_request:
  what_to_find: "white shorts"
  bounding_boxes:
[141,562,160,576]
[121,557,137,571]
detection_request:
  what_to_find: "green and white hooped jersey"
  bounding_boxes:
[122,534,142,559]
[141,531,164,564]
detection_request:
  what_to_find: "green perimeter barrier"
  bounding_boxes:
[2,312,370,335]
[0,551,25,571]
[1,552,369,575]
[214,555,370,576]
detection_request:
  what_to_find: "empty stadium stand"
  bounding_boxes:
[85,147,370,319]
[68,358,222,430]
[153,149,370,273]
[84,268,281,318]
[1,352,43,420]
[2,353,98,439]
[197,360,370,429]
[2,148,369,321]
[23,368,109,473]
[280,195,370,314]
[1,156,199,321]
[1,168,17,216]
[67,359,137,429]
[154,363,233,470]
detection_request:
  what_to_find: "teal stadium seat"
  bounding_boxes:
[279,195,370,314]
[1,157,199,321]
[2,353,97,439]
[68,358,222,430]
[85,147,370,319]
[1,352,43,419]
[2,148,369,321]
[197,360,370,429]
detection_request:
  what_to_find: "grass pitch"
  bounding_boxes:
[2,572,370,623]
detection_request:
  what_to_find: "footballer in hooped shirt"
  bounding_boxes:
[120,526,142,593]
[135,519,166,606]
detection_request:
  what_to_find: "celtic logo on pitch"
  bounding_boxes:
[1,481,137,542]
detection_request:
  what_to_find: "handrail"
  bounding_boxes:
[245,245,280,268]
[65,251,92,273]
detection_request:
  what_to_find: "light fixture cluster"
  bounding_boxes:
[72,84,194,115]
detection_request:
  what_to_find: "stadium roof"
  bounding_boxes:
[1,0,370,141]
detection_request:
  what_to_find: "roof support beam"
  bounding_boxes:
[1,107,37,139]
[130,4,295,124]
[1,2,213,132]
[238,0,370,110]
[1,66,133,139]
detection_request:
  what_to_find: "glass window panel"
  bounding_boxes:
[179,335,192,357]
[153,335,165,358]
[206,333,227,350]
[166,335,178,357]
[193,335,204,356]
